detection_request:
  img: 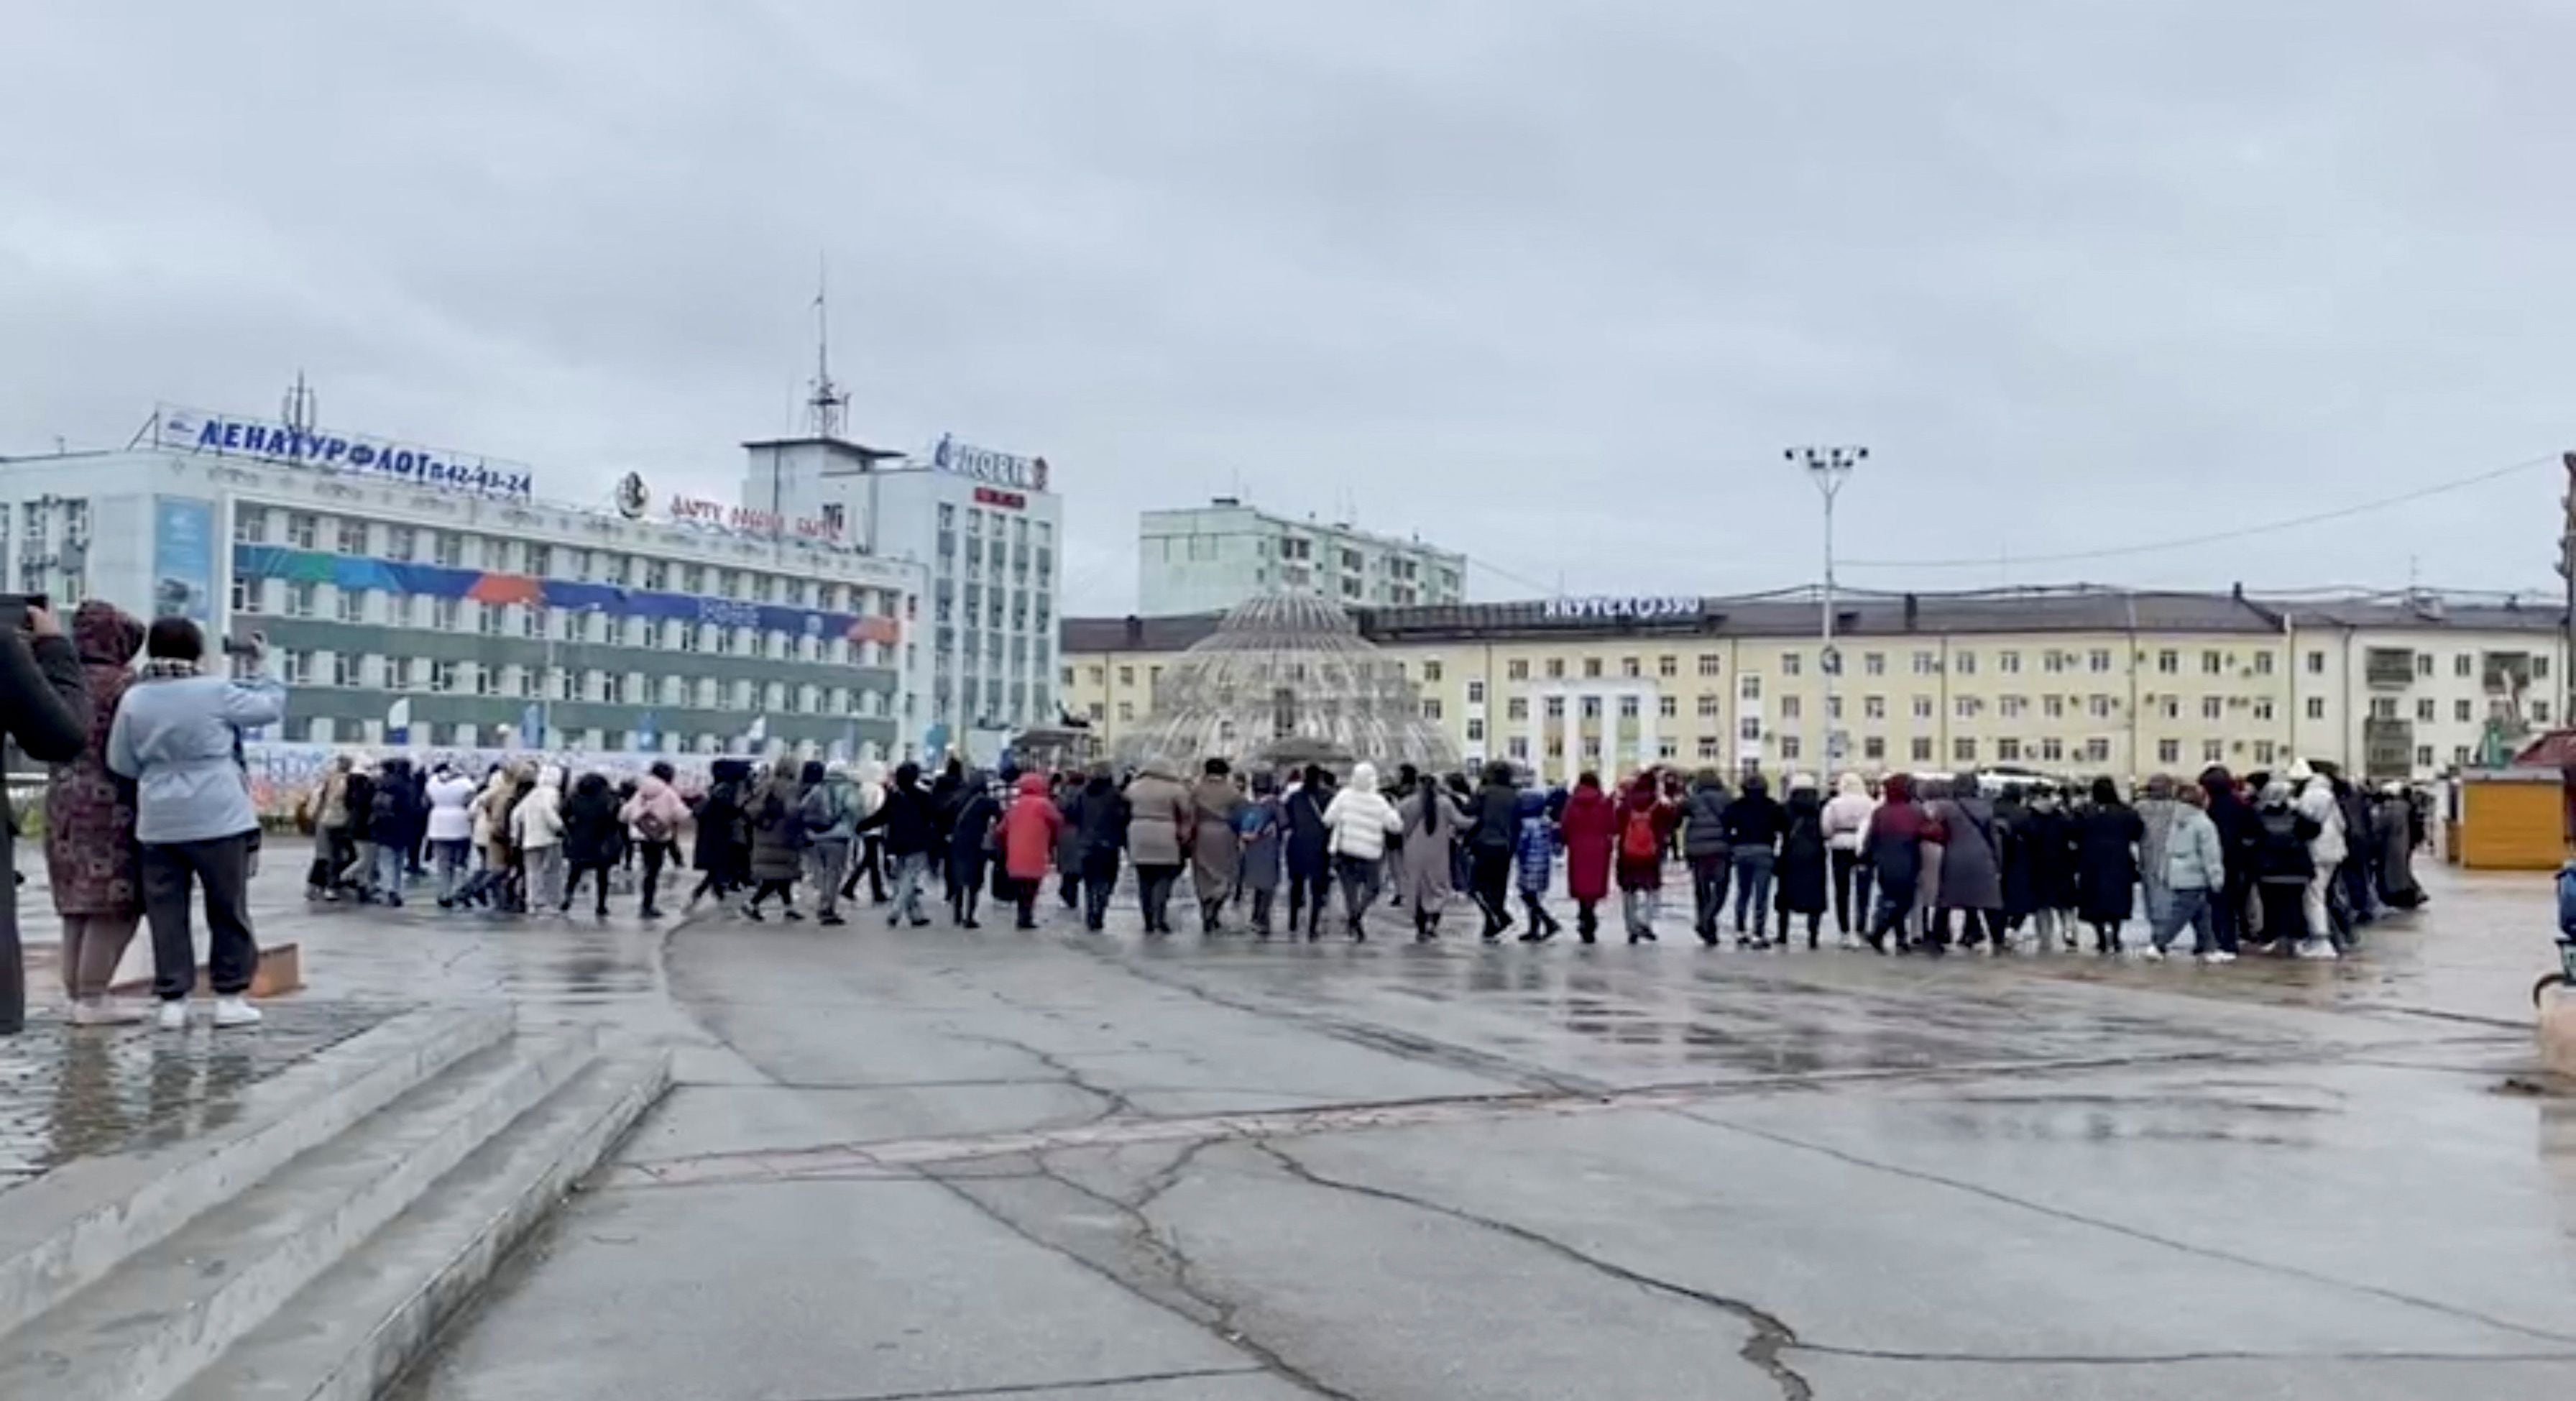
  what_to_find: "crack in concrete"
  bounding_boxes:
[1249,1139,1815,1401]
[791,1362,1269,1400]
[1673,1106,2576,1349]
[944,1029,1143,1124]
[1788,1343,2576,1366]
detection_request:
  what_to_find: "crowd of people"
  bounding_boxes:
[302,748,2406,963]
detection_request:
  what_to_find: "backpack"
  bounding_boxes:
[1620,807,1660,863]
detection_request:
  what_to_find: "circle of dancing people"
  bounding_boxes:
[281,746,2431,961]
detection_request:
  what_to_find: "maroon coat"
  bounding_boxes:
[1614,779,1681,892]
[45,602,145,917]
[1560,782,1616,902]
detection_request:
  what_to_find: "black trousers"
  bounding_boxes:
[142,832,259,1001]
[638,840,678,913]
[843,834,888,903]
[1469,847,1514,932]
[1136,863,1182,931]
[1080,852,1122,929]
[1287,868,1330,932]
[1690,855,1731,937]
[747,876,797,911]
[564,861,616,914]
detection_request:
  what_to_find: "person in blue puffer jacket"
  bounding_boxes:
[1512,788,1563,942]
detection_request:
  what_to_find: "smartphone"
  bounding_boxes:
[220,627,265,658]
[0,593,49,633]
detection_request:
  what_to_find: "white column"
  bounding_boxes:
[1526,686,1545,784]
[1637,683,1657,772]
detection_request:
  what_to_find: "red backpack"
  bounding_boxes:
[1619,806,1660,862]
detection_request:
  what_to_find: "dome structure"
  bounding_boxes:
[1118,592,1460,774]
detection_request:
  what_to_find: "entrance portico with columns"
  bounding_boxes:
[1522,681,1660,785]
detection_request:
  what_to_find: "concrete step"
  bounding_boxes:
[0,1028,603,1401]
[175,1051,669,1401]
[0,1005,512,1340]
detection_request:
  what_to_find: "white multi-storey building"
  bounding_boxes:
[0,404,925,757]
[745,432,1062,752]
[1138,497,1466,615]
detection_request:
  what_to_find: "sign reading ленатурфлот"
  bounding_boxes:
[157,405,535,502]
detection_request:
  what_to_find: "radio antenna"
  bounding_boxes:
[806,256,849,439]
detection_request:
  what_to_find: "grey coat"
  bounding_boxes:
[1395,791,1466,912]
[106,668,286,844]
[1929,794,2003,911]
[1190,776,1248,901]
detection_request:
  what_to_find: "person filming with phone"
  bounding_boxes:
[0,595,91,1036]
[106,618,285,1030]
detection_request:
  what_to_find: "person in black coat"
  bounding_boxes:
[945,776,1000,927]
[689,759,751,909]
[854,761,937,927]
[340,766,377,899]
[1283,766,1335,939]
[2248,778,2320,950]
[2198,766,2256,955]
[1772,781,1831,948]
[1720,773,1788,945]
[1995,789,2036,932]
[558,771,627,918]
[1,605,90,1036]
[367,758,425,906]
[2073,776,2145,952]
[929,758,966,902]
[1466,762,1522,938]
[1068,766,1129,932]
[2018,786,2081,948]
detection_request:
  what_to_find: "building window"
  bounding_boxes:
[1738,717,1760,741]
[1955,696,1978,719]
[1546,658,1565,680]
[2253,699,2274,722]
[286,582,316,618]
[2201,650,2223,675]
[2044,695,2065,719]
[1779,696,1801,720]
[1864,736,1887,761]
[1913,651,1937,675]
[336,589,365,624]
[2084,648,2108,674]
[336,519,366,555]
[2084,738,2111,764]
[2043,651,2067,674]
[1862,652,1885,676]
[2198,738,2222,764]
[1509,658,1530,680]
[1583,657,1601,679]
[287,513,318,548]
[1466,679,1486,704]
[1780,735,1803,761]
[2415,745,2434,768]
[2414,697,2435,722]
[1910,736,1933,763]
[2254,651,2274,675]
[1998,651,2020,674]
[2156,649,2179,675]
[1507,697,1529,720]
[1697,694,1719,718]
[1657,694,1678,719]
[282,650,313,685]
[2455,653,2473,678]
[434,531,463,567]
[1998,696,2025,718]
[1996,738,2020,763]
[1698,653,1721,677]
[1622,656,1642,679]
[1864,695,1885,720]
[2307,651,2326,674]
[1696,737,1718,761]
[2306,697,2326,720]
[1953,737,1976,764]
[433,597,460,631]
[229,576,252,614]
[1422,698,1443,721]
[1739,675,1761,701]
[1657,655,1678,679]
[1466,718,1486,743]
[2158,738,2181,764]
[1419,660,1443,684]
[234,507,267,543]
[2453,745,2472,766]
[1954,651,1975,676]
[2537,701,2554,724]
[2455,699,2474,722]
[1780,653,1801,677]
[1546,696,1565,718]
[2039,737,2063,763]
[478,603,503,637]
[2538,656,2553,680]
[2202,697,2223,720]
[1912,695,1933,720]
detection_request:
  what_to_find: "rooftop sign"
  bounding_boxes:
[157,404,533,501]
[1543,595,1699,622]
[933,433,1048,491]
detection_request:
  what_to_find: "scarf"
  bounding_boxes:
[139,658,201,681]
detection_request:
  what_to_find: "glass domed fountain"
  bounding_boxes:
[1117,592,1460,774]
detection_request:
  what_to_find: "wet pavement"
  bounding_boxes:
[344,857,2576,1401]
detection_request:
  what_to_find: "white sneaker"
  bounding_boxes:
[2294,938,2340,962]
[212,996,264,1029]
[2198,950,2237,965]
[71,998,147,1026]
[1837,932,1861,950]
[155,1000,190,1031]
[2138,946,2166,963]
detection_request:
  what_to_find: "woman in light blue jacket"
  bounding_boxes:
[2146,786,2230,963]
[106,619,287,1029]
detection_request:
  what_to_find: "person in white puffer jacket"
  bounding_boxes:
[2292,763,2345,958]
[512,765,568,911]
[1320,762,1404,940]
[1821,773,1877,947]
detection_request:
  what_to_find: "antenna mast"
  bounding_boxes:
[281,371,318,444]
[806,257,850,438]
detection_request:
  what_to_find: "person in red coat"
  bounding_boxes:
[995,773,1066,929]
[1558,772,1617,943]
[1613,772,1683,943]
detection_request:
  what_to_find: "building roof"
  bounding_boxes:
[1064,587,2570,653]
[1138,498,1466,562]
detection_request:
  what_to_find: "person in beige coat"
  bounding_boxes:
[1122,758,1195,935]
[1189,759,1249,933]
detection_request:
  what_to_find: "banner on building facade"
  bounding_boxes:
[151,495,217,624]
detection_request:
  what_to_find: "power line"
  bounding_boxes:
[1839,452,2557,570]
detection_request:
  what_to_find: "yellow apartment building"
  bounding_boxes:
[1060,588,2564,785]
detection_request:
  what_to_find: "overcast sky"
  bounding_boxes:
[6,1,2571,613]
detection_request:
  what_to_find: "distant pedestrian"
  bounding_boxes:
[2250,780,2322,956]
[368,758,423,906]
[2074,776,2143,953]
[1612,772,1678,943]
[1050,772,1087,910]
[1775,776,1831,950]
[799,760,862,925]
[841,759,889,906]
[620,761,688,919]
[1397,771,1465,941]
[854,761,937,927]
[1190,758,1248,933]
[741,755,808,921]
[558,771,626,919]
[1822,773,1874,946]
[995,772,1065,929]
[1859,773,1941,955]
[1466,762,1522,940]
[688,759,750,910]
[2020,785,2080,949]
[945,773,1000,928]
[1123,758,1194,935]
[1928,771,2004,953]
[1511,789,1563,942]
[1721,773,1786,947]
[1069,766,1128,932]
[2147,784,2230,962]
[1560,772,1616,943]
[1238,771,1285,936]
[512,765,568,912]
[1320,761,1402,940]
[1681,770,1732,946]
[426,763,479,906]
[2375,783,2424,910]
[1283,766,1334,939]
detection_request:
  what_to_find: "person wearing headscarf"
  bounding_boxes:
[1774,775,1832,949]
[1396,770,1468,941]
[1050,771,1087,911]
[1320,761,1402,940]
[44,602,145,1024]
[1190,758,1249,933]
[1559,772,1616,942]
[1613,771,1680,943]
[2074,776,2145,953]
[842,758,889,906]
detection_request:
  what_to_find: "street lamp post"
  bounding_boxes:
[1788,446,1867,777]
